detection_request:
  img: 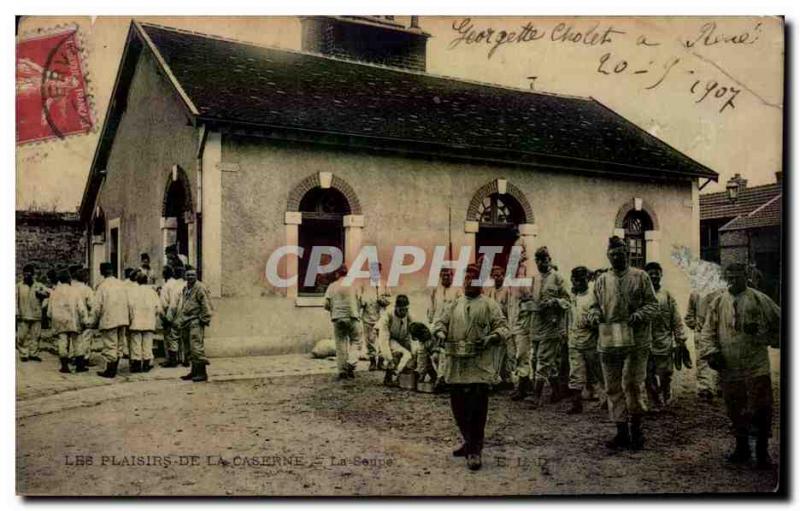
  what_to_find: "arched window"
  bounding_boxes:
[475,193,525,270]
[298,187,350,295]
[623,210,653,269]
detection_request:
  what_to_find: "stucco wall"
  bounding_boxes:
[207,135,698,353]
[93,50,199,280]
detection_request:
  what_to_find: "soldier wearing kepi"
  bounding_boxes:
[528,246,571,408]
[434,263,508,471]
[94,262,130,378]
[588,236,658,451]
[700,263,780,468]
[48,269,88,374]
[176,268,213,382]
[70,266,95,372]
[644,262,688,409]
[16,263,48,362]
[565,266,601,414]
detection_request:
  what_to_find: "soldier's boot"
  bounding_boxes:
[180,362,196,381]
[566,389,583,415]
[529,380,545,409]
[97,360,118,379]
[377,357,386,370]
[74,356,89,373]
[661,375,672,406]
[130,360,142,373]
[368,357,377,371]
[629,415,645,451]
[59,357,71,374]
[510,376,531,401]
[142,359,152,372]
[548,377,563,403]
[726,435,751,464]
[160,351,179,368]
[605,422,631,450]
[192,362,209,382]
[383,369,396,386]
[755,436,773,468]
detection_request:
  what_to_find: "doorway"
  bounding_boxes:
[475,193,524,271]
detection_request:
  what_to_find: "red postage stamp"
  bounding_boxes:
[16,29,93,145]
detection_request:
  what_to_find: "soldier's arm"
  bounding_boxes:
[198,288,213,325]
[669,293,688,344]
[684,291,698,330]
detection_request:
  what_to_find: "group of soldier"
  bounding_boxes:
[15,248,214,383]
[324,236,781,472]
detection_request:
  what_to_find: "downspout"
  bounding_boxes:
[196,124,208,280]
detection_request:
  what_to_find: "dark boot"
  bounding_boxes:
[755,436,772,468]
[548,378,563,403]
[529,380,545,409]
[130,360,142,373]
[192,362,209,382]
[510,376,531,401]
[59,357,71,374]
[142,360,152,372]
[606,422,631,450]
[630,415,645,451]
[383,369,396,386]
[368,357,377,371]
[97,360,118,379]
[466,453,482,471]
[566,389,583,415]
[661,375,672,406]
[180,362,196,380]
[726,435,751,464]
[160,351,178,368]
[74,356,89,373]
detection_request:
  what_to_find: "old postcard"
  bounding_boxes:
[15,15,784,496]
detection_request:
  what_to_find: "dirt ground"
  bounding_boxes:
[16,358,781,497]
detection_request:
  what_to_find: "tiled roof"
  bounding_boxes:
[720,193,782,231]
[699,182,782,221]
[138,23,717,180]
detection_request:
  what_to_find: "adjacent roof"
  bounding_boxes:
[80,21,719,221]
[720,193,782,231]
[699,182,782,221]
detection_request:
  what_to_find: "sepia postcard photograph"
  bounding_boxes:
[12,8,787,498]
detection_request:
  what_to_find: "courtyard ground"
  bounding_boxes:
[16,350,781,496]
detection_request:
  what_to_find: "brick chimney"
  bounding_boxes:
[300,16,430,71]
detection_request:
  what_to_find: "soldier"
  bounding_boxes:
[159,265,186,368]
[175,268,213,382]
[138,253,157,286]
[700,263,780,468]
[644,262,688,409]
[70,266,95,372]
[358,262,391,371]
[588,236,658,451]
[16,263,48,362]
[565,266,601,414]
[485,266,515,391]
[434,263,508,471]
[510,264,535,401]
[48,269,88,374]
[428,268,462,324]
[528,247,571,408]
[376,294,414,385]
[685,288,723,401]
[324,265,361,381]
[128,272,162,373]
[95,262,131,378]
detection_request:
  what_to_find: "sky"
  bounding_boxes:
[15,15,784,212]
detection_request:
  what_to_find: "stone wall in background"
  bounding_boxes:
[16,211,85,279]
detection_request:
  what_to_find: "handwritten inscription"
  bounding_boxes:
[447,17,769,115]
